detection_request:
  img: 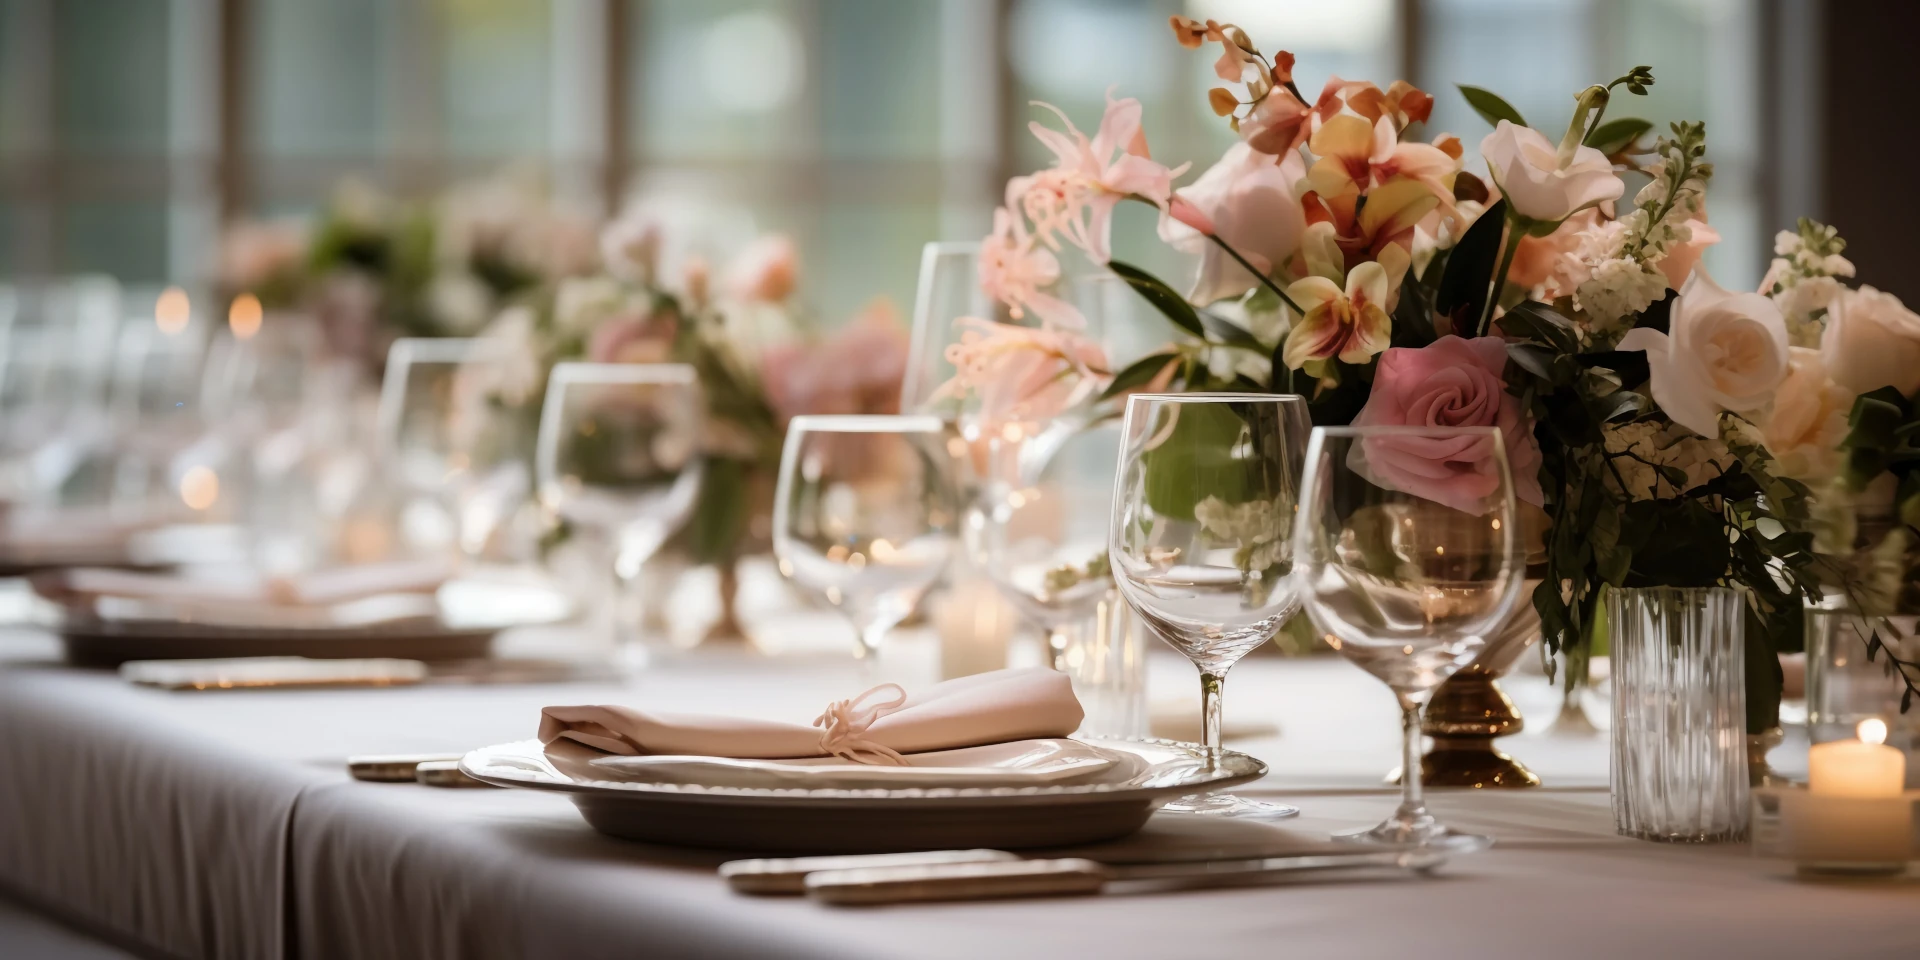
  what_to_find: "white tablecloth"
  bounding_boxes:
[0,624,1910,960]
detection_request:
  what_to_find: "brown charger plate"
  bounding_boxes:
[461,737,1269,855]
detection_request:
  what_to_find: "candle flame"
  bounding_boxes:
[1858,718,1889,746]
[228,294,263,339]
[156,287,191,334]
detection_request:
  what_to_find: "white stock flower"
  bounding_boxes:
[1822,285,1920,397]
[1618,270,1789,438]
[1479,121,1624,223]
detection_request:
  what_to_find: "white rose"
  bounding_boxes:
[1479,120,1623,223]
[1158,142,1305,305]
[1821,285,1920,397]
[1761,347,1854,480]
[1618,270,1789,438]
[599,213,661,282]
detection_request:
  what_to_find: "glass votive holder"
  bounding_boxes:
[1804,596,1920,787]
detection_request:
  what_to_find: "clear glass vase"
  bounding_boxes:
[1608,586,1749,842]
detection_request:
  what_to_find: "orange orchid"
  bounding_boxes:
[1303,114,1459,206]
[1298,178,1439,279]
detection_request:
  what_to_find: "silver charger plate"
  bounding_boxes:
[460,737,1269,854]
[55,578,572,667]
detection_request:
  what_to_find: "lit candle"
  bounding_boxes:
[1809,719,1906,798]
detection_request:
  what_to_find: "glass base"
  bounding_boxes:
[1158,792,1300,820]
[1334,820,1493,852]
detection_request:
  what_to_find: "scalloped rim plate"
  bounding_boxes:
[460,736,1267,807]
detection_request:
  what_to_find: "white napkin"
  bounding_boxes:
[538,668,1085,763]
[33,558,455,608]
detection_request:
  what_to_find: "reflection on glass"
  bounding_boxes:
[377,337,516,555]
[1110,392,1308,818]
[773,414,958,661]
[1295,425,1523,851]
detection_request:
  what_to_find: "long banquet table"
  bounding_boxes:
[2,620,1915,960]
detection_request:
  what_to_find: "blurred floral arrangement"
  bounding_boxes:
[218,171,601,372]
[485,208,907,576]
[936,13,1920,714]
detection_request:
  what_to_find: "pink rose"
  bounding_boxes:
[1351,335,1545,513]
[1655,218,1720,290]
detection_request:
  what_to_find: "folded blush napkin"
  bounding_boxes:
[538,668,1084,764]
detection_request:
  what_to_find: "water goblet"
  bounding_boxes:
[1293,425,1525,851]
[1109,392,1309,818]
[535,362,705,656]
[773,414,959,663]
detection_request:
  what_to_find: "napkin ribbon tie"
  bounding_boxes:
[813,683,909,765]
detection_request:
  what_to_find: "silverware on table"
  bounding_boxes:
[348,754,465,783]
[724,849,1447,904]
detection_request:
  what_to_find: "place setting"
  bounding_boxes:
[6,5,1920,958]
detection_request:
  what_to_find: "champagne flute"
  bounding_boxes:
[1109,393,1308,818]
[535,362,705,656]
[1294,425,1524,851]
[773,415,959,662]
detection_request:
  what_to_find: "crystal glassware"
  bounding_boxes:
[535,362,705,656]
[1610,585,1749,842]
[1109,393,1309,818]
[773,414,959,662]
[1294,426,1523,849]
[376,337,518,556]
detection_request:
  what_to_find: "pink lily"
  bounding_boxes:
[1020,91,1191,263]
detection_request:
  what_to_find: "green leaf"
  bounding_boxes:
[1457,85,1527,129]
[1097,352,1179,402]
[1142,402,1255,521]
[1497,300,1580,354]
[1108,260,1205,341]
[1198,312,1264,350]
[1585,117,1652,155]
[1435,198,1508,329]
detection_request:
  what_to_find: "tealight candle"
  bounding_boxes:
[1809,718,1906,798]
[936,579,1015,680]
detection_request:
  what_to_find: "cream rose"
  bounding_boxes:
[1821,285,1920,397]
[1761,347,1854,480]
[1618,271,1789,438]
[1158,142,1305,305]
[1479,120,1623,224]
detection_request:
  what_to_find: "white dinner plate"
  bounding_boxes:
[461,736,1269,854]
[576,738,1146,790]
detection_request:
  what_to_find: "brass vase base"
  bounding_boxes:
[1394,665,1540,789]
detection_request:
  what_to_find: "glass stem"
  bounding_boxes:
[1396,699,1427,823]
[1046,624,1074,672]
[1200,671,1226,771]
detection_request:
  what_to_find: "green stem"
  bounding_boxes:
[1124,191,1305,316]
[1476,221,1524,338]
[1204,233,1305,315]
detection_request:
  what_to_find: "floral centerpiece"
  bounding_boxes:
[932,12,1920,729]
[477,208,909,639]
[217,172,600,374]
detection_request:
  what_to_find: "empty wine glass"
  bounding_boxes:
[1294,426,1524,851]
[1109,393,1309,818]
[536,362,705,655]
[376,337,517,556]
[971,423,1121,667]
[773,414,959,662]
[900,241,992,419]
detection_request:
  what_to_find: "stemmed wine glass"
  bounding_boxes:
[535,362,705,657]
[377,337,532,557]
[1294,425,1524,851]
[1109,393,1310,818]
[773,415,959,662]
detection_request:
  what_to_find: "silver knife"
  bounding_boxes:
[789,849,1446,905]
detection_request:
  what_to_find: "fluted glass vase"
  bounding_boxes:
[1608,586,1749,842]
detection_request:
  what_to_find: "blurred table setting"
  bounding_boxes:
[4,9,1920,960]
